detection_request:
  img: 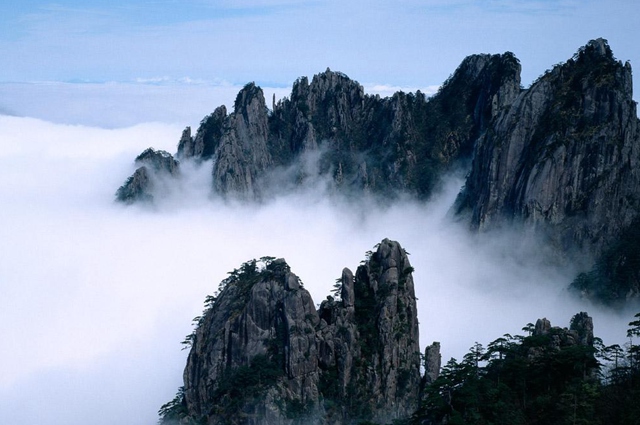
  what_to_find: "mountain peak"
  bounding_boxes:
[163,239,421,425]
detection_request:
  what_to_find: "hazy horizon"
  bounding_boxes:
[2,1,639,424]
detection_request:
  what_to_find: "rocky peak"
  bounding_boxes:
[578,38,614,61]
[180,257,321,425]
[423,342,441,385]
[115,148,179,204]
[306,68,366,128]
[117,50,522,202]
[456,38,640,264]
[135,148,179,174]
[212,84,272,197]
[176,126,193,158]
[235,83,268,124]
[570,311,595,346]
[178,105,228,161]
[529,312,595,356]
[164,239,423,425]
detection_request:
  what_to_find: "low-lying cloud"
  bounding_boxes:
[0,115,635,425]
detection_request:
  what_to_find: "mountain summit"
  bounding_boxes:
[117,53,521,202]
[161,239,424,425]
[116,39,640,304]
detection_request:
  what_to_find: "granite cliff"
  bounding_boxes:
[158,239,601,425]
[455,38,640,260]
[117,52,520,202]
[116,38,640,303]
[454,39,640,302]
[160,239,427,425]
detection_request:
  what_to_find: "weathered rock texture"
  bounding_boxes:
[166,239,423,425]
[423,342,441,385]
[116,39,640,304]
[115,148,179,204]
[456,39,640,261]
[117,53,520,202]
[316,239,421,424]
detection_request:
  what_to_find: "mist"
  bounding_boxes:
[0,114,636,425]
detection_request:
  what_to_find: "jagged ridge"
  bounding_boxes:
[117,53,520,202]
[116,38,640,303]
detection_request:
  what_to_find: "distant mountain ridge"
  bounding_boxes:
[116,38,640,304]
[116,52,521,202]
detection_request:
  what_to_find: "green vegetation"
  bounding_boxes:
[411,313,640,425]
[158,387,205,425]
[161,256,291,425]
[525,39,625,198]
[180,256,287,350]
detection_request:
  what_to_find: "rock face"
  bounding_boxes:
[177,106,227,161]
[116,39,640,304]
[315,239,421,423]
[115,148,179,204]
[166,239,422,425]
[117,53,520,202]
[423,342,441,385]
[182,257,322,425]
[212,84,272,198]
[456,39,640,262]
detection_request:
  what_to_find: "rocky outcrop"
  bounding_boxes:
[268,56,520,197]
[456,39,640,262]
[115,148,179,204]
[212,84,272,198]
[315,239,422,424]
[117,53,521,202]
[423,342,441,385]
[181,257,322,425]
[178,105,227,161]
[528,312,595,356]
[163,239,423,425]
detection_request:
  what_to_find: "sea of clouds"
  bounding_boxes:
[0,91,636,424]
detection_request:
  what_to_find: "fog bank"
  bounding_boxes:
[0,115,635,425]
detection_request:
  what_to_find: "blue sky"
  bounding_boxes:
[0,0,638,126]
[0,3,638,425]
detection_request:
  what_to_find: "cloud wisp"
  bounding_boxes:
[0,115,635,425]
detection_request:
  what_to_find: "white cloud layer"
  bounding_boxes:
[0,115,636,425]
